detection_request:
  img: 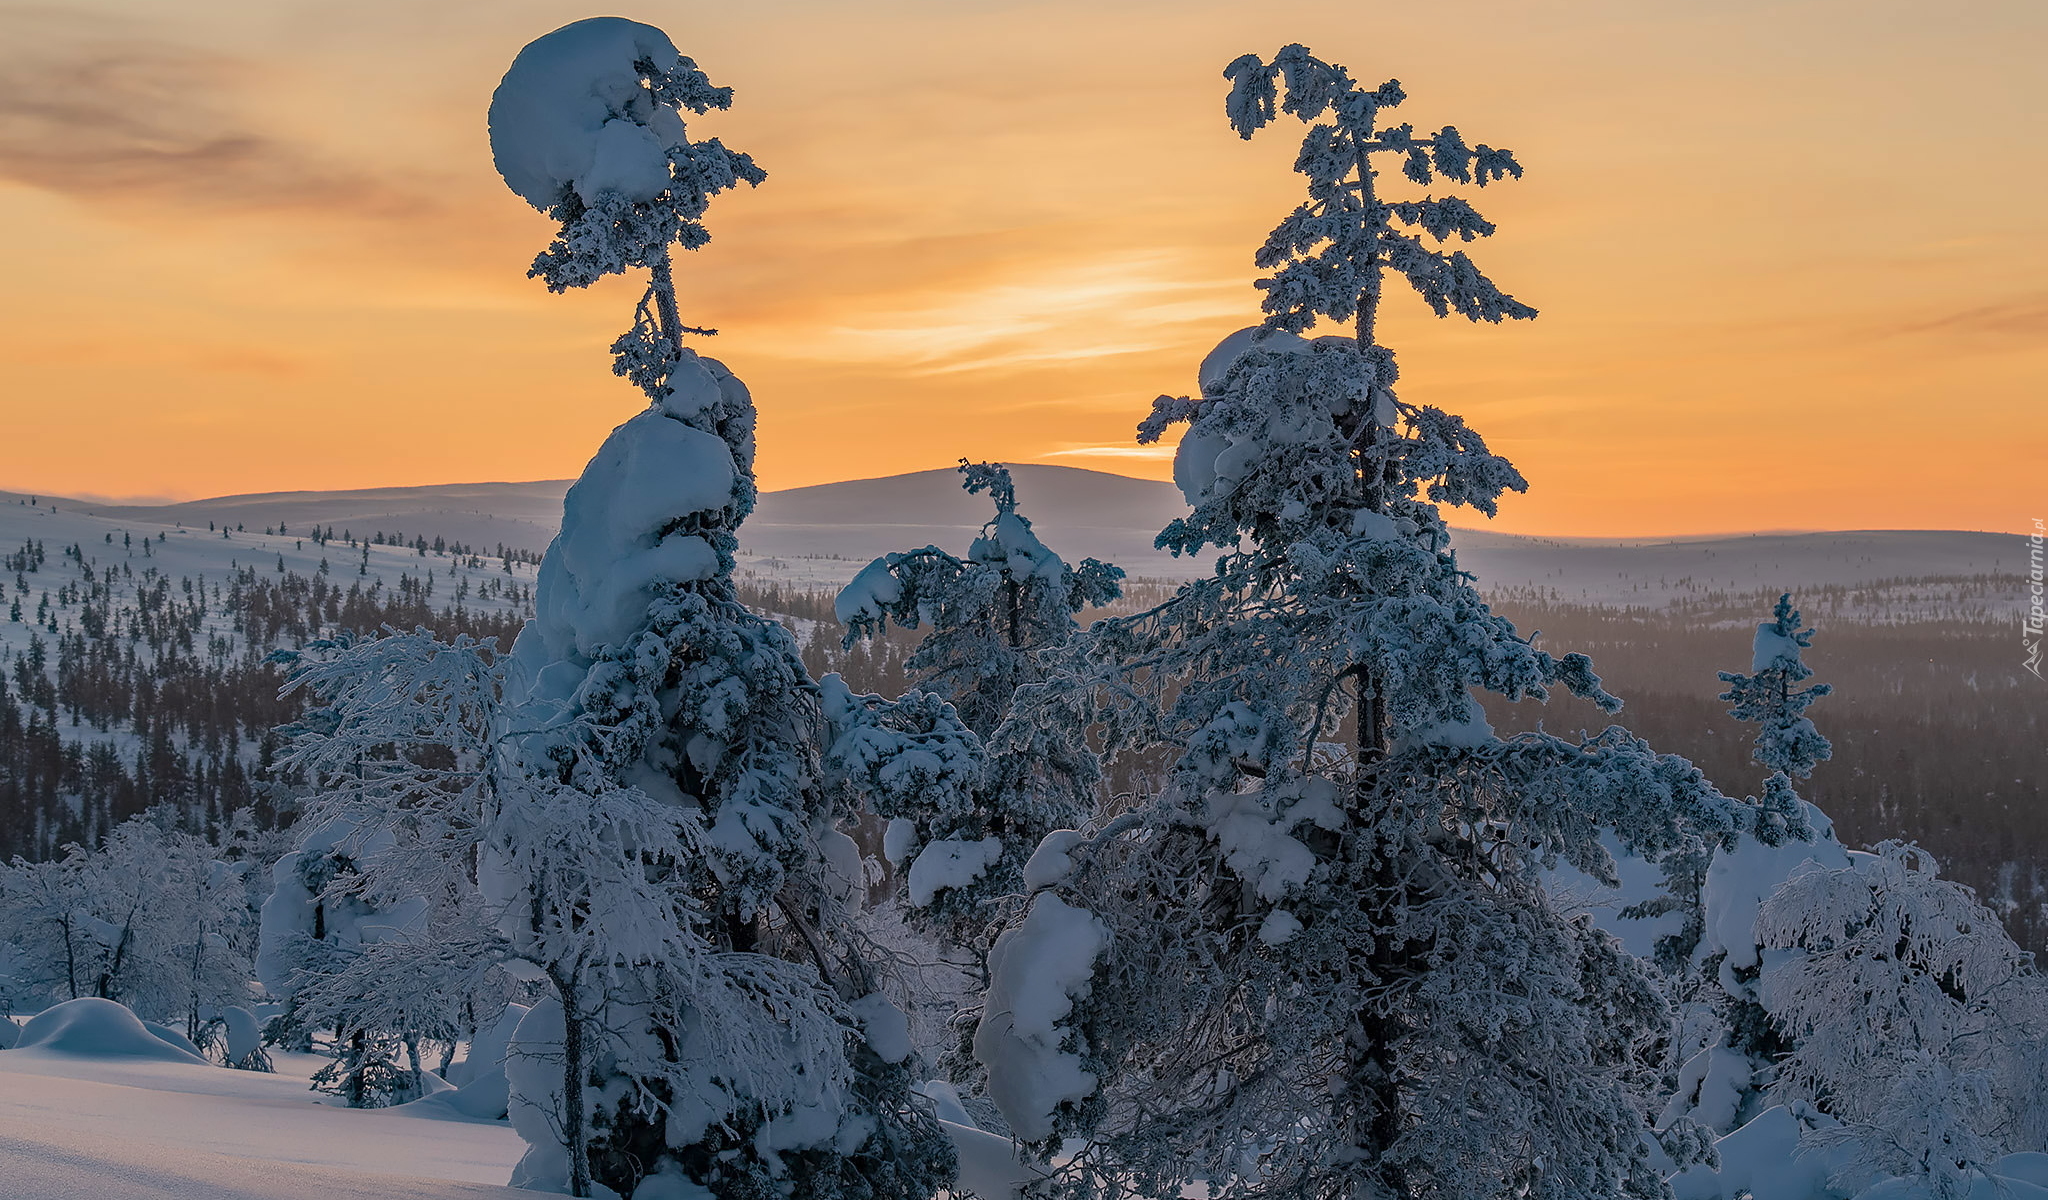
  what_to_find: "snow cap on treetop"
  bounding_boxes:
[488,17,688,210]
[1197,325,1312,394]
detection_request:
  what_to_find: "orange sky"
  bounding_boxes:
[0,0,2041,536]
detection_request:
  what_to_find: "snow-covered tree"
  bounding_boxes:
[1718,593,1832,823]
[484,19,952,1198]
[834,462,1123,951]
[0,814,254,1030]
[488,14,764,397]
[261,630,511,1105]
[1756,841,2048,1195]
[974,47,1762,1200]
[838,461,1123,739]
[1659,596,1838,1134]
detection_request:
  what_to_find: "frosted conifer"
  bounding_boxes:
[482,19,952,1199]
[977,47,1762,1200]
[1658,596,1835,1134]
[833,462,1123,950]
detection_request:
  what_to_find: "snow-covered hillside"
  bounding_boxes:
[0,493,539,857]
[15,470,2030,616]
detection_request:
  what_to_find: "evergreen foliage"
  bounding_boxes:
[976,46,1764,1200]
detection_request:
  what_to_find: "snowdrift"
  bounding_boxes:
[11,998,211,1064]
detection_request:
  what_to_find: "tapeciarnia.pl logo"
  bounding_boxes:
[2026,518,2045,680]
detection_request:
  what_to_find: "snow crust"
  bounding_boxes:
[488,17,684,210]
[974,894,1106,1141]
[0,1036,530,1198]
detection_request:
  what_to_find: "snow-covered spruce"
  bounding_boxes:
[481,21,951,1199]
[838,460,1123,740]
[1654,596,1838,1135]
[487,355,952,1200]
[833,462,1122,950]
[977,48,1768,1200]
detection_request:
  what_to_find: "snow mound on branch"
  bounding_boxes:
[1752,621,1806,673]
[975,894,1106,1142]
[1176,327,1322,507]
[835,556,903,627]
[256,821,430,998]
[13,998,210,1064]
[1022,829,1084,890]
[504,998,580,1191]
[488,17,685,209]
[1701,801,1848,985]
[522,355,740,667]
[221,1006,262,1064]
[847,995,912,1065]
[906,836,1003,907]
[970,512,1066,585]
[940,1118,1047,1200]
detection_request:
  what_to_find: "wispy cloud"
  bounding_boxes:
[788,252,1241,374]
[0,7,432,219]
[1043,444,1178,462]
[1890,294,2048,339]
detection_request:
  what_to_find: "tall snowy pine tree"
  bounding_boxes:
[975,46,1769,1200]
[483,19,951,1199]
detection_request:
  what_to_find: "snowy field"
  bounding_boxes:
[0,1018,531,1200]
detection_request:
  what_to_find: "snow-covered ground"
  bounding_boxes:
[0,1020,531,1200]
[0,491,537,664]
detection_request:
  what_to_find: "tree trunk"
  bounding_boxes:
[547,963,592,1199]
[1346,129,1407,1198]
[650,252,684,365]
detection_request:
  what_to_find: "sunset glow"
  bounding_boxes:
[0,0,2040,535]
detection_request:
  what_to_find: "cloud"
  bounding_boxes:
[1043,444,1178,462]
[0,6,432,219]
[1891,294,2048,340]
[773,251,1241,375]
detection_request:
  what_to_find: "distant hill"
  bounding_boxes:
[7,466,2029,615]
